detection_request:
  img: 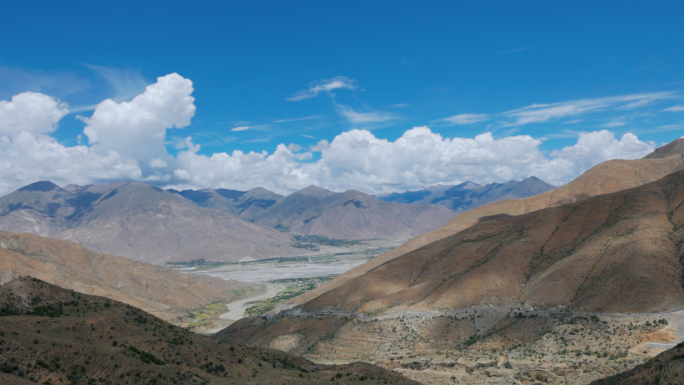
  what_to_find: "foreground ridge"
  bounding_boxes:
[0,277,419,385]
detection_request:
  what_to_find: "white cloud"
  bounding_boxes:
[311,139,329,152]
[231,126,250,132]
[81,73,195,167]
[663,105,684,112]
[149,158,168,168]
[170,127,654,195]
[0,92,68,138]
[336,104,396,124]
[84,64,148,103]
[274,115,323,123]
[437,113,488,125]
[0,131,142,195]
[505,92,675,125]
[601,117,626,128]
[535,130,654,180]
[286,76,356,101]
[0,74,662,198]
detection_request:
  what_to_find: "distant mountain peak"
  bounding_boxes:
[296,185,335,198]
[643,138,684,159]
[17,181,63,193]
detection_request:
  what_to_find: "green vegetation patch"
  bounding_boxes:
[187,301,230,327]
[245,279,328,317]
[290,235,365,250]
[128,346,165,365]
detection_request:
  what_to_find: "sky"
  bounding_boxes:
[0,1,683,196]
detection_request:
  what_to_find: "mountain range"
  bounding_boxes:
[0,181,462,263]
[168,186,284,219]
[377,176,555,212]
[0,181,301,263]
[247,185,456,240]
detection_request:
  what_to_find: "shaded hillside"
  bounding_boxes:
[292,141,684,305]
[170,186,284,219]
[379,176,554,212]
[591,342,684,384]
[0,181,301,263]
[251,186,456,240]
[0,277,419,385]
[0,231,252,322]
[301,167,684,315]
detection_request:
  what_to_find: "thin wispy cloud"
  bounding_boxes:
[230,124,270,132]
[274,115,323,123]
[504,91,676,126]
[243,136,273,143]
[601,117,626,128]
[663,105,684,112]
[335,104,396,124]
[498,47,529,55]
[631,125,684,135]
[436,113,488,125]
[286,76,356,101]
[0,66,90,100]
[85,64,148,102]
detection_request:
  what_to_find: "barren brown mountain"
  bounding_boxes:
[0,231,253,322]
[169,186,284,219]
[0,277,419,385]
[378,176,555,212]
[300,167,684,314]
[293,140,684,304]
[251,185,456,240]
[0,181,302,263]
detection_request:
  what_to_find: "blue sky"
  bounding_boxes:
[0,1,683,195]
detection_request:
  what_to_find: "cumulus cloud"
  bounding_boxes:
[170,127,654,195]
[437,113,488,125]
[0,73,662,198]
[530,130,654,181]
[0,92,142,193]
[0,131,141,195]
[286,76,356,101]
[0,92,68,138]
[81,73,195,167]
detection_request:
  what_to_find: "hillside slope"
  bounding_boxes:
[591,342,684,384]
[0,231,252,322]
[301,167,684,314]
[0,277,419,385]
[293,141,684,304]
